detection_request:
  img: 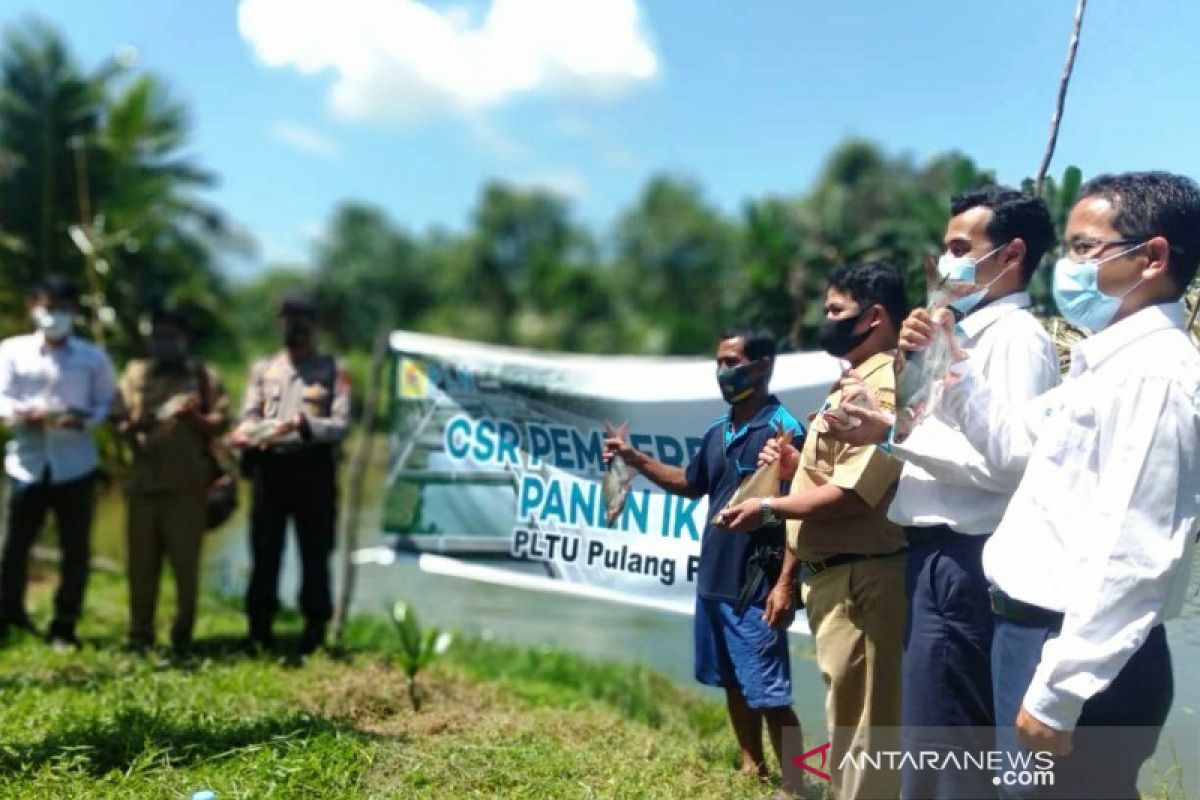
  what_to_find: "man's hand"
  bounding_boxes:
[822,372,895,446]
[712,498,764,533]
[264,413,303,445]
[763,580,796,630]
[57,411,85,430]
[899,308,936,353]
[1016,706,1073,756]
[602,429,637,467]
[758,437,800,480]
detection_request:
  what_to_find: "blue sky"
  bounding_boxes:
[7,1,1200,279]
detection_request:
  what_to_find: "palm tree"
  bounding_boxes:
[0,19,239,356]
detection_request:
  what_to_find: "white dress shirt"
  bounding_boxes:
[937,302,1200,731]
[888,291,1060,534]
[0,333,116,484]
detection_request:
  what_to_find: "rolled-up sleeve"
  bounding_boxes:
[1023,376,1200,731]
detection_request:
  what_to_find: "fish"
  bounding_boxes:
[602,422,636,527]
[722,421,794,512]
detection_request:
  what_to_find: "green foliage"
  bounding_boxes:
[0,18,238,359]
[390,600,452,710]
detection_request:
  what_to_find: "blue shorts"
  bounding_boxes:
[693,595,793,709]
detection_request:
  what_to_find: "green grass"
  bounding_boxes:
[0,567,797,799]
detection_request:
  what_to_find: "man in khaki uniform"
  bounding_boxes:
[719,261,908,799]
[232,295,350,654]
[113,309,229,652]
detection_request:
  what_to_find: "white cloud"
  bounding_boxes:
[238,0,659,124]
[269,121,342,157]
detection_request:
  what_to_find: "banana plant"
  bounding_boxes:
[391,600,453,711]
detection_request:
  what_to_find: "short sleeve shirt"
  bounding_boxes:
[786,351,905,560]
[686,396,805,602]
[115,359,229,493]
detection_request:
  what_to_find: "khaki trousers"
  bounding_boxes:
[126,489,206,646]
[802,552,906,800]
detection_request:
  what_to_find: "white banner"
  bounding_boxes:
[376,330,840,616]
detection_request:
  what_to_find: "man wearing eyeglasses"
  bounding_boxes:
[834,171,1200,798]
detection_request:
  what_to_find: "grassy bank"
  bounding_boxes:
[0,565,800,799]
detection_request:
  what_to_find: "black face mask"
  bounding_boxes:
[716,359,766,405]
[284,320,314,349]
[817,309,872,357]
[148,337,186,365]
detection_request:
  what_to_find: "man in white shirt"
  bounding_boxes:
[0,276,116,649]
[884,188,1060,799]
[841,171,1200,798]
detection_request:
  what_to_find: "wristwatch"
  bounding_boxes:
[760,498,779,527]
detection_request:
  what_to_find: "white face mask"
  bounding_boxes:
[32,306,74,340]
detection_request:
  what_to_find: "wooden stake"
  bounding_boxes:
[1034,0,1088,197]
[332,327,390,645]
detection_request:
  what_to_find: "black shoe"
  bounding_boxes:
[125,636,155,654]
[46,622,81,652]
[298,623,326,655]
[242,627,274,653]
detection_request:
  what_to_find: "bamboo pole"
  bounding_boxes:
[331,327,390,645]
[1034,0,1087,197]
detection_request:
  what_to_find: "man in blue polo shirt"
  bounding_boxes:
[604,324,804,793]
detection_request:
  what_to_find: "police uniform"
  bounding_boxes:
[240,350,350,644]
[787,350,906,800]
[114,359,229,648]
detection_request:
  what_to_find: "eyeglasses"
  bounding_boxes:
[1060,237,1144,259]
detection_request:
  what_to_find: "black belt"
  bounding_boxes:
[801,549,904,577]
[989,586,1064,629]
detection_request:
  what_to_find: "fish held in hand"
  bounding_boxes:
[602,422,636,527]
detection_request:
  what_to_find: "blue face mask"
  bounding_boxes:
[937,242,1008,314]
[936,242,1006,285]
[1052,242,1147,331]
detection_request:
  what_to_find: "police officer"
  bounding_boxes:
[232,295,350,653]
